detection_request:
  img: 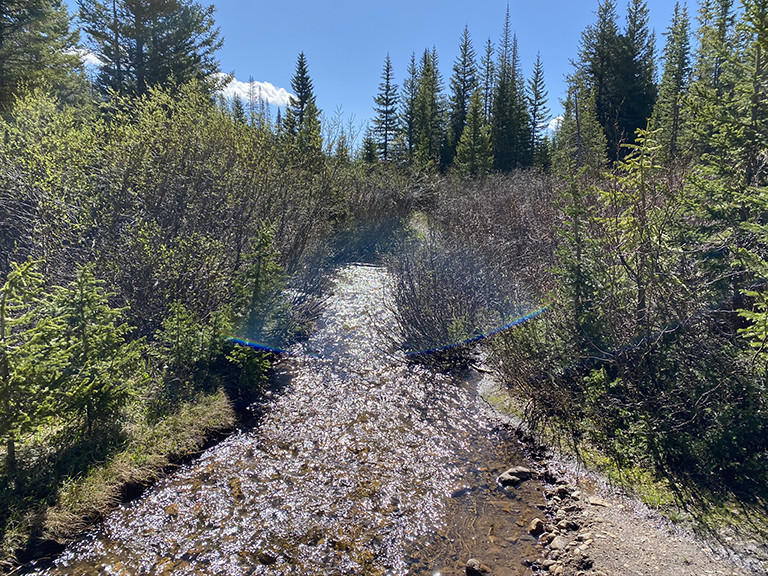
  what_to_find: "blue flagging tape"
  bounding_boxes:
[404,307,548,357]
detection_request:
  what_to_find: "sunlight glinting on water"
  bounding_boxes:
[37,265,542,576]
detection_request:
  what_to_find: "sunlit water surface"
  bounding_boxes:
[27,265,543,576]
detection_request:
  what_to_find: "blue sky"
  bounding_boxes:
[67,1,697,136]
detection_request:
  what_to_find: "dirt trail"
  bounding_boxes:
[478,377,767,576]
[523,464,763,576]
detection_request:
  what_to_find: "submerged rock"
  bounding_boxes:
[498,465,533,487]
[529,517,546,537]
[466,557,492,575]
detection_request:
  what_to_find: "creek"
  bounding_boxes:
[26,265,544,576]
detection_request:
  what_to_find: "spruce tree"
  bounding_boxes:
[651,2,691,164]
[361,130,378,164]
[232,93,247,124]
[481,38,495,121]
[454,89,493,176]
[54,266,138,434]
[491,8,515,171]
[283,52,321,153]
[677,0,741,308]
[577,0,621,156]
[79,0,223,97]
[682,0,739,158]
[614,0,657,150]
[413,47,445,169]
[554,77,608,176]
[297,99,322,154]
[372,54,399,162]
[0,0,82,109]
[0,260,56,474]
[510,35,533,166]
[447,26,478,164]
[740,0,768,187]
[737,0,768,348]
[527,51,551,168]
[491,10,531,171]
[399,52,419,163]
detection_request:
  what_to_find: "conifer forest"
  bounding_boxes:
[2,0,768,573]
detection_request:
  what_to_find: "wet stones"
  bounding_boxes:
[522,470,600,576]
[497,465,534,488]
[528,517,546,537]
[466,557,492,575]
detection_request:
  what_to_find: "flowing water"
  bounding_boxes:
[26,265,544,576]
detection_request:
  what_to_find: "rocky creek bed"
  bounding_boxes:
[13,264,767,576]
[470,377,768,576]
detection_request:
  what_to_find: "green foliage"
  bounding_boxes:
[53,266,140,433]
[652,2,692,164]
[413,48,446,170]
[0,260,59,474]
[78,0,224,97]
[554,79,608,176]
[372,55,399,162]
[398,52,419,163]
[454,89,492,176]
[447,26,478,164]
[491,11,532,171]
[527,51,551,168]
[0,0,83,110]
[0,89,97,279]
[283,52,322,155]
[576,0,657,159]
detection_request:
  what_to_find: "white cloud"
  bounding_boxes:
[548,115,563,133]
[66,48,102,68]
[219,76,293,109]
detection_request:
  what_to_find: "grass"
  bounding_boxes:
[479,369,767,537]
[0,389,235,568]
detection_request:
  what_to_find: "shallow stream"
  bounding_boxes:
[27,265,543,576]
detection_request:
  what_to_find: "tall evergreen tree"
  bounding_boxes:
[614,0,657,149]
[372,54,399,162]
[734,0,768,358]
[577,0,621,156]
[283,52,321,151]
[413,47,445,169]
[399,52,419,163]
[231,93,247,124]
[78,0,223,97]
[447,26,478,164]
[481,38,495,121]
[0,0,81,109]
[527,51,551,167]
[454,88,493,176]
[491,8,515,171]
[684,0,739,158]
[651,2,691,164]
[739,0,768,187]
[510,35,533,166]
[576,0,657,159]
[491,10,531,171]
[555,77,608,175]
